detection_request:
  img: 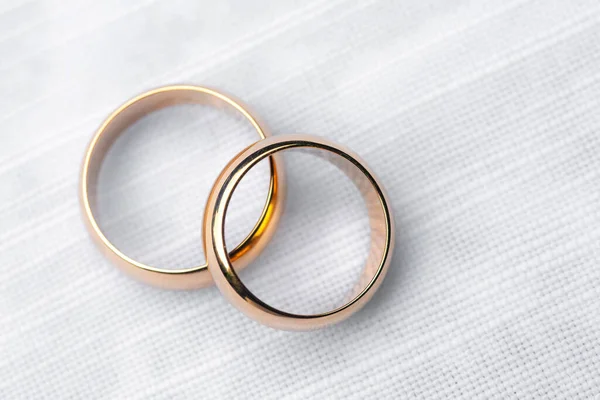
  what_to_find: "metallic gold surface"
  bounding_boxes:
[204,135,395,330]
[80,85,285,289]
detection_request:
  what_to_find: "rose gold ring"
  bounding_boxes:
[204,134,395,330]
[80,85,285,289]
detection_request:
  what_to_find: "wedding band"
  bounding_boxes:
[80,85,285,289]
[204,134,395,330]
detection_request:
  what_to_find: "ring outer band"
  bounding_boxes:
[80,85,285,290]
[203,134,395,330]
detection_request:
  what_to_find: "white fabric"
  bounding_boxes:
[2,0,600,398]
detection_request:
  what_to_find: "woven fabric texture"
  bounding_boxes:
[1,0,600,398]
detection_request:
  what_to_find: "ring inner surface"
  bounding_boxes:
[224,143,390,314]
[296,147,389,304]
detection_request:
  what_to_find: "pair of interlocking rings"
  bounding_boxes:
[80,85,395,330]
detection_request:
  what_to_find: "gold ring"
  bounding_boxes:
[80,85,285,289]
[204,134,394,330]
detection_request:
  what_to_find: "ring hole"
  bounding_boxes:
[230,149,370,315]
[95,103,270,270]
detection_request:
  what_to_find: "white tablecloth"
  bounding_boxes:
[2,0,600,398]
